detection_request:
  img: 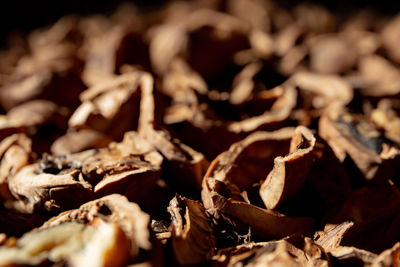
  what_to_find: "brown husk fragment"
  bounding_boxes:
[40,194,155,254]
[136,68,210,190]
[6,131,162,213]
[259,126,316,209]
[202,127,295,193]
[69,72,146,140]
[0,133,33,201]
[319,105,400,181]
[213,235,330,267]
[168,195,216,265]
[0,100,68,152]
[202,127,316,240]
[0,1,400,266]
[0,220,131,267]
[7,162,94,213]
[51,129,112,155]
[0,194,159,266]
[314,221,354,253]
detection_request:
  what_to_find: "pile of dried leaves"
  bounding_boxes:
[0,0,400,266]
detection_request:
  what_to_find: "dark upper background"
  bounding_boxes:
[0,0,400,49]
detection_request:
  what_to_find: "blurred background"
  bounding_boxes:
[1,0,400,49]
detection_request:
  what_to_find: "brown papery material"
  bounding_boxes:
[0,1,400,266]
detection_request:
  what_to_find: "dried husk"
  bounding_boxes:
[202,127,315,239]
[319,105,400,181]
[69,72,149,140]
[0,100,68,153]
[168,195,216,265]
[40,194,155,257]
[0,133,33,201]
[0,194,158,266]
[51,129,111,155]
[213,235,330,267]
[136,68,210,189]
[0,16,85,110]
[259,126,316,209]
[6,131,162,213]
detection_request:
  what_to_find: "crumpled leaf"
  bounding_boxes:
[82,132,163,201]
[329,246,377,266]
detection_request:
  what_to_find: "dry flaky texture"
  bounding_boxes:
[40,194,153,254]
[69,72,145,139]
[168,196,216,265]
[136,67,210,189]
[50,128,112,155]
[0,194,156,266]
[314,221,354,253]
[203,127,295,192]
[0,100,68,152]
[259,126,316,209]
[1,0,400,266]
[319,104,400,181]
[0,133,33,201]
[329,242,400,266]
[201,127,316,240]
[6,131,163,213]
[213,235,330,267]
[227,83,298,133]
[210,196,314,240]
[0,220,131,267]
[8,163,94,213]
